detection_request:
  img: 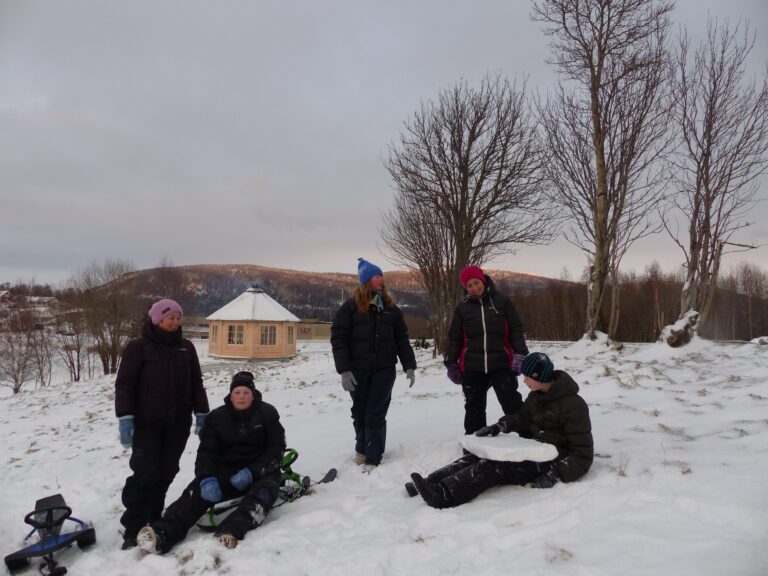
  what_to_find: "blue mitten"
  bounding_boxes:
[118,415,134,448]
[230,467,253,491]
[200,477,223,502]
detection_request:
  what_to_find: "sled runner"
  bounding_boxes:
[197,448,337,532]
[4,494,96,575]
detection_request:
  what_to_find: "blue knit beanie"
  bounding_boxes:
[520,352,554,383]
[357,258,383,286]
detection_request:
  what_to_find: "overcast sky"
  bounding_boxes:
[1,0,766,285]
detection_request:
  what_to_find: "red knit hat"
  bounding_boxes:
[459,266,485,288]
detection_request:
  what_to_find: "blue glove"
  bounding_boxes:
[230,467,253,491]
[118,415,134,448]
[200,477,223,503]
[194,413,207,436]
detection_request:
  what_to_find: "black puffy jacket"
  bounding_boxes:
[115,320,209,426]
[330,297,417,374]
[446,275,528,374]
[500,370,593,483]
[195,390,286,481]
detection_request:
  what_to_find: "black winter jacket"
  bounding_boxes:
[115,320,209,426]
[500,370,593,483]
[195,391,286,481]
[330,297,417,374]
[446,275,528,374]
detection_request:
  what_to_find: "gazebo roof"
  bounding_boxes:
[206,283,300,322]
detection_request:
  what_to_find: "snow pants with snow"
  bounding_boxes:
[429,454,544,507]
[151,470,281,552]
[461,369,523,434]
[120,416,191,539]
[349,367,396,465]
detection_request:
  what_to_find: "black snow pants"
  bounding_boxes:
[120,416,191,539]
[350,367,396,465]
[429,454,545,507]
[461,369,522,434]
[152,470,281,552]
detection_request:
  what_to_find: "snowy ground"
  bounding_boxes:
[1,338,767,576]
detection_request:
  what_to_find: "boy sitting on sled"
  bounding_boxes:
[410,352,593,508]
[137,371,286,552]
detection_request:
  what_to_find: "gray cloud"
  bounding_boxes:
[0,0,765,284]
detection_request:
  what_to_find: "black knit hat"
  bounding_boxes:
[230,371,256,394]
[520,352,554,383]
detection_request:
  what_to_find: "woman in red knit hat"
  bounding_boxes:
[444,266,528,434]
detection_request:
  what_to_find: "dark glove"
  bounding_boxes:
[475,423,501,437]
[510,353,527,376]
[445,362,462,385]
[194,413,207,436]
[230,467,253,491]
[341,371,357,392]
[118,415,134,448]
[406,369,416,388]
[530,463,560,489]
[200,477,223,502]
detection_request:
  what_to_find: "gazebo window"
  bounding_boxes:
[287,325,294,345]
[228,325,244,345]
[260,325,277,346]
[210,324,218,343]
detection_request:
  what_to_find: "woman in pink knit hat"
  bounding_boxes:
[114,298,210,550]
[444,266,528,434]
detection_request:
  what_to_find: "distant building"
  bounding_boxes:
[206,283,300,360]
[183,316,210,340]
[297,320,332,341]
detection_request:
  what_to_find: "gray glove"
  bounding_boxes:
[341,371,357,392]
[406,369,415,388]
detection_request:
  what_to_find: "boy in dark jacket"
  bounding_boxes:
[137,371,286,552]
[410,353,593,508]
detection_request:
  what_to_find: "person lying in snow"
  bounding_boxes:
[409,352,593,508]
[136,371,286,552]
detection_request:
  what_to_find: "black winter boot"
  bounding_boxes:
[410,473,452,509]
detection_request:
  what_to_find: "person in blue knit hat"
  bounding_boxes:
[407,352,593,508]
[331,258,417,472]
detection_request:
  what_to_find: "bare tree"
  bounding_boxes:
[0,311,35,394]
[151,256,187,299]
[666,18,768,330]
[72,258,144,375]
[383,75,553,354]
[55,307,87,382]
[737,262,767,340]
[534,0,674,339]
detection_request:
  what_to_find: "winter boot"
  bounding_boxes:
[410,473,451,509]
[218,534,238,549]
[136,525,168,555]
[362,463,378,474]
[353,452,366,465]
[120,536,137,550]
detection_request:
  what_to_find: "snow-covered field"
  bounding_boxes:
[1,338,766,576]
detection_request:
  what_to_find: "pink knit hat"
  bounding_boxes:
[459,266,486,288]
[148,298,183,325]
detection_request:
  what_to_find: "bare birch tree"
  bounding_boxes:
[534,0,674,339]
[666,18,768,330]
[383,75,553,354]
[0,311,35,394]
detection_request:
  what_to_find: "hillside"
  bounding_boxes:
[109,264,578,320]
